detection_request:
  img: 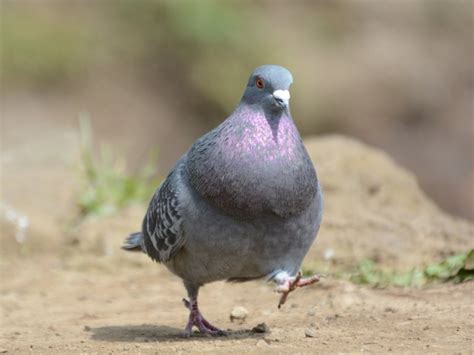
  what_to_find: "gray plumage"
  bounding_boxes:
[124,64,323,334]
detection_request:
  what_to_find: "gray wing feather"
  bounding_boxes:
[142,168,184,262]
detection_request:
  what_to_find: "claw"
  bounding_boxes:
[182,297,226,337]
[276,271,321,308]
[182,298,191,310]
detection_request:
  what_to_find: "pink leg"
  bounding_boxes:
[276,271,321,308]
[182,298,225,337]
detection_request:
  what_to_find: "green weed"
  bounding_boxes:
[77,115,160,218]
[302,249,473,288]
[348,249,474,288]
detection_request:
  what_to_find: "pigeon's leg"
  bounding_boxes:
[274,271,321,308]
[182,298,225,337]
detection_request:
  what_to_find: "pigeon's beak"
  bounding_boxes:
[273,90,290,108]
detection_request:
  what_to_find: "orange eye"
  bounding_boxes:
[255,78,265,89]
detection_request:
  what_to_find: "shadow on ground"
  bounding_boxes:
[88,324,261,343]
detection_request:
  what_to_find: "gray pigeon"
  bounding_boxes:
[124,65,323,336]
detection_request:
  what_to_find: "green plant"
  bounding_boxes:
[349,260,425,288]
[78,115,160,217]
[348,249,474,288]
[424,249,474,283]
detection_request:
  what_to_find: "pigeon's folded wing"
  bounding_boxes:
[143,171,185,263]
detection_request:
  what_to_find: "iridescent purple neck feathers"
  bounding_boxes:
[186,103,318,219]
[221,105,300,160]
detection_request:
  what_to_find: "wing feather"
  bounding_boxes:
[142,168,184,262]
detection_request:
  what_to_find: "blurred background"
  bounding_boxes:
[1,2,473,351]
[1,0,473,239]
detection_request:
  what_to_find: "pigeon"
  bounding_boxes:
[123,64,323,336]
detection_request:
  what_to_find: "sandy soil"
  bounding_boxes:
[0,252,472,354]
[1,135,473,353]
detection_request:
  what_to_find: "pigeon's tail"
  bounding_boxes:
[122,232,145,252]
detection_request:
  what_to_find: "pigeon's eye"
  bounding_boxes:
[255,78,265,89]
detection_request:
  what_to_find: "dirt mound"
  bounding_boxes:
[61,135,474,272]
[305,135,473,270]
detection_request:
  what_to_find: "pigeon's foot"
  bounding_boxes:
[276,271,321,308]
[182,298,226,337]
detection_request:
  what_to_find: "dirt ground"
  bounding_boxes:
[0,252,472,354]
[1,135,473,353]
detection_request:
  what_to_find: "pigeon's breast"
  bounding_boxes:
[187,111,318,219]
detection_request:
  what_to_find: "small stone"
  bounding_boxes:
[252,323,269,333]
[230,306,248,323]
[256,339,269,347]
[0,349,7,353]
[423,326,429,331]
[83,325,91,331]
[384,307,397,313]
[307,309,316,316]
[305,327,317,338]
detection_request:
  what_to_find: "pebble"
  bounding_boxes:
[307,309,316,316]
[83,325,91,331]
[230,306,248,322]
[0,349,7,353]
[252,323,270,333]
[256,339,269,347]
[325,314,340,322]
[305,327,317,338]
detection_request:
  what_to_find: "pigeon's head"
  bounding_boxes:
[241,65,293,113]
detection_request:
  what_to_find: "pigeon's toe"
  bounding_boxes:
[182,297,225,337]
[276,271,322,308]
